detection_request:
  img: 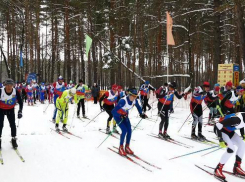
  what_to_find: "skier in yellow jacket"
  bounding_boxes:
[55,88,76,132]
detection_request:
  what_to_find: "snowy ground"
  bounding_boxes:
[0,96,244,182]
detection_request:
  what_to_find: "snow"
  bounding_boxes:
[0,96,244,182]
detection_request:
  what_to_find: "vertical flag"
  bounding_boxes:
[166,11,175,45]
[85,34,92,57]
[20,50,23,67]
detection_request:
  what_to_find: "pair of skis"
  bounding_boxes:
[195,165,245,182]
[148,134,193,148]
[50,128,82,139]
[0,148,25,165]
[182,136,218,146]
[108,146,161,172]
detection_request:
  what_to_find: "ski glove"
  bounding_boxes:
[243,135,245,141]
[121,114,128,119]
[140,113,147,119]
[18,110,22,119]
[100,106,104,111]
[219,138,226,148]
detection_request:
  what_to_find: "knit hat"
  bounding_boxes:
[226,81,233,88]
[112,84,118,91]
[128,88,138,96]
[3,78,15,86]
[203,81,210,87]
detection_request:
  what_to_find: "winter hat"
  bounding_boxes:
[79,79,83,83]
[240,79,245,85]
[112,84,118,91]
[226,81,233,88]
[3,78,15,86]
[236,86,243,92]
[128,88,138,97]
[203,81,210,87]
[70,88,76,96]
[164,83,168,87]
[70,80,73,84]
[214,86,220,92]
[169,82,177,88]
[118,85,122,90]
[145,81,150,85]
[58,76,63,81]
[214,83,220,87]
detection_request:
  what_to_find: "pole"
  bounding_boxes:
[166,43,169,83]
[84,110,104,127]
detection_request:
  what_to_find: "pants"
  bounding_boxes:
[49,93,53,103]
[192,113,203,134]
[22,90,27,102]
[94,97,98,104]
[56,101,68,124]
[40,92,45,102]
[114,116,132,145]
[219,132,245,164]
[77,99,85,116]
[103,104,115,128]
[141,95,151,113]
[27,92,34,103]
[0,109,16,137]
[52,95,59,120]
[158,102,170,133]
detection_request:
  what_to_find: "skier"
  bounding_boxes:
[52,76,67,122]
[0,78,23,149]
[236,86,245,112]
[25,81,34,106]
[40,82,46,104]
[99,84,119,134]
[139,81,155,113]
[156,82,185,139]
[32,80,39,104]
[91,83,100,104]
[48,84,54,104]
[112,88,147,155]
[74,80,89,118]
[203,82,219,125]
[67,80,74,104]
[190,82,209,140]
[55,88,76,132]
[214,112,245,180]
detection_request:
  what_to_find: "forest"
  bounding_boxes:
[0,0,244,89]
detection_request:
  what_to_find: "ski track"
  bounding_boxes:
[0,97,243,182]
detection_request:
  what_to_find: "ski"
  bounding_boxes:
[61,130,82,139]
[204,165,245,179]
[147,134,188,148]
[82,116,90,120]
[108,147,152,172]
[113,146,161,170]
[14,149,25,162]
[195,165,227,182]
[50,128,70,139]
[98,129,119,140]
[182,136,217,146]
[0,150,3,165]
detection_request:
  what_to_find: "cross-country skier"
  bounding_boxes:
[112,88,147,156]
[52,76,67,122]
[74,79,88,118]
[214,112,245,181]
[236,86,245,112]
[67,80,74,104]
[55,88,76,132]
[190,82,209,140]
[139,81,155,112]
[40,82,46,104]
[0,78,23,149]
[26,82,34,106]
[99,84,119,134]
[48,84,54,104]
[156,82,185,139]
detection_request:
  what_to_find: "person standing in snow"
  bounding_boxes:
[214,112,245,181]
[91,83,100,104]
[52,76,67,122]
[139,81,155,113]
[26,81,34,106]
[67,80,74,104]
[55,88,76,132]
[112,88,147,156]
[74,79,89,118]
[156,82,185,139]
[39,82,47,104]
[0,78,23,149]
[99,84,119,134]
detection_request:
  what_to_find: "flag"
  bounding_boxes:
[85,34,92,57]
[166,12,175,45]
[20,50,23,67]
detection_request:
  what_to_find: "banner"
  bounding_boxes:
[166,12,175,45]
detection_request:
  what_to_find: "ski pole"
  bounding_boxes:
[43,102,50,113]
[132,118,144,132]
[201,147,222,157]
[97,118,123,148]
[17,119,20,127]
[70,104,77,129]
[169,145,219,160]
[84,110,104,127]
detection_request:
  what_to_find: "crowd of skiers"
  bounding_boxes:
[1,76,245,181]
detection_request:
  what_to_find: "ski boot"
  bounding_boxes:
[11,137,18,149]
[158,132,164,139]
[191,133,198,140]
[62,124,68,132]
[83,114,87,118]
[55,123,59,131]
[148,106,152,111]
[113,126,120,134]
[233,161,245,178]
[163,131,171,139]
[125,144,134,155]
[198,132,206,141]
[119,145,126,156]
[52,118,55,123]
[77,115,80,119]
[106,127,111,134]
[214,163,226,181]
